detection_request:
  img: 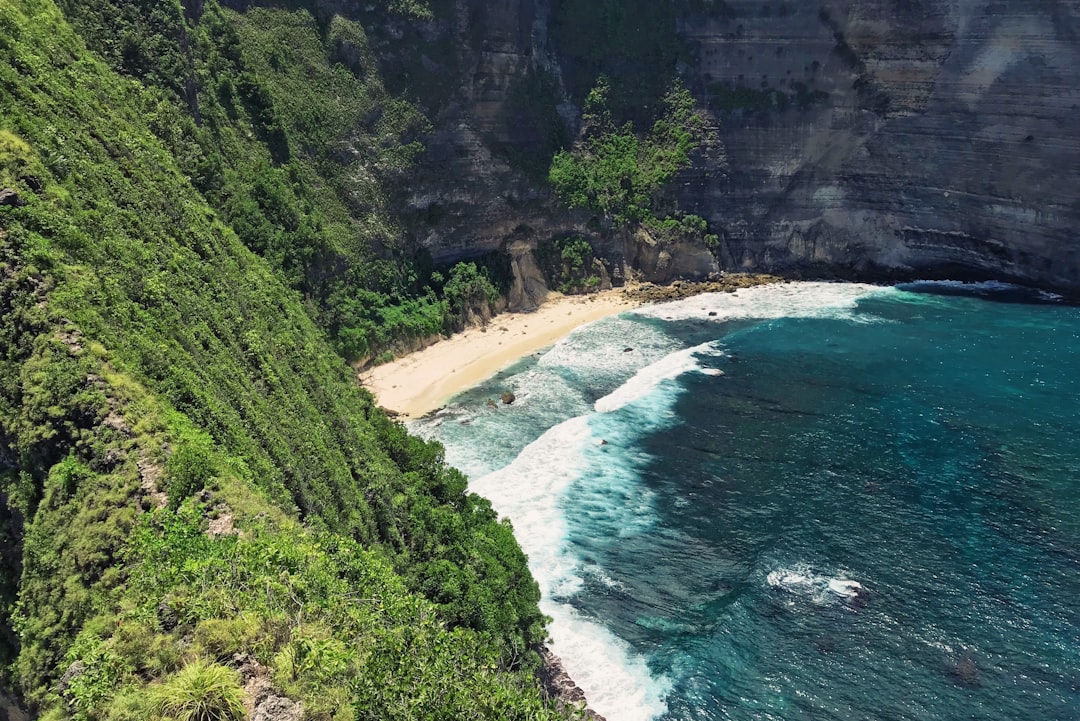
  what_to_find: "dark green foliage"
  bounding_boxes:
[549,79,706,225]
[0,2,563,716]
[536,237,603,294]
[324,285,449,363]
[558,237,592,275]
[547,78,718,260]
[643,213,719,249]
[442,262,499,329]
[165,431,217,509]
[54,0,191,101]
[108,506,569,720]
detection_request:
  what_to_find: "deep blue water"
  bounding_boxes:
[412,282,1080,721]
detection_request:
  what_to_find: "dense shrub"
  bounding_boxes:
[549,78,706,226]
[536,236,604,294]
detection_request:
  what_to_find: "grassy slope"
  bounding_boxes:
[0,1,569,717]
[53,0,491,364]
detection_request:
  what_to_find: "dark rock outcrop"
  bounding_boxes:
[0,686,29,721]
[621,226,720,284]
[0,189,25,208]
[537,645,606,721]
[622,273,788,303]
[507,238,551,310]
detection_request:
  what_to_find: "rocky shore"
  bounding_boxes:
[537,646,607,721]
[620,272,789,303]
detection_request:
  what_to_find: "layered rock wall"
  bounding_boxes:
[391,0,583,266]
[373,0,1080,295]
[677,1,1080,292]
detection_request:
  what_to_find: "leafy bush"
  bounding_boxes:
[549,79,706,226]
[443,262,499,328]
[55,0,441,362]
[536,236,603,294]
[0,128,44,188]
[642,212,713,241]
[165,432,218,509]
[121,508,559,719]
[61,632,130,718]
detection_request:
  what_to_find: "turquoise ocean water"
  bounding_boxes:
[411,282,1080,721]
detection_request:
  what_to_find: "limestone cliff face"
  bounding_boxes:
[675,0,1080,293]
[373,0,579,268]
[373,0,1080,296]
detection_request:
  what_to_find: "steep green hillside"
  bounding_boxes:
[52,0,504,364]
[0,1,573,717]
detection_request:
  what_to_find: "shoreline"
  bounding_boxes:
[358,288,643,419]
[358,274,788,420]
[357,273,786,717]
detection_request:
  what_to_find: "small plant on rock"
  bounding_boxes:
[151,660,246,721]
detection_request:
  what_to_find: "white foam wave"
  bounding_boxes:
[409,365,592,481]
[419,280,890,719]
[766,570,814,588]
[631,281,884,324]
[827,579,864,598]
[469,417,671,721]
[544,602,672,719]
[583,563,631,592]
[594,342,724,414]
[469,418,591,598]
[538,315,683,380]
[902,279,1064,301]
[766,564,866,605]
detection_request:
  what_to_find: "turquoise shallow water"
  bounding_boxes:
[412,282,1080,721]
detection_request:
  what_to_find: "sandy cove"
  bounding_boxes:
[359,289,643,419]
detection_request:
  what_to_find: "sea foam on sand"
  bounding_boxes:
[469,417,673,721]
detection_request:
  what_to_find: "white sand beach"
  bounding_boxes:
[359,290,643,418]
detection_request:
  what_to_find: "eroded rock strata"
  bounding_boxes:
[369,0,1080,297]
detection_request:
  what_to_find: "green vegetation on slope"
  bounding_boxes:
[53,0,490,363]
[0,1,574,717]
[547,77,721,280]
[548,78,708,226]
[535,237,603,294]
[49,508,564,720]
